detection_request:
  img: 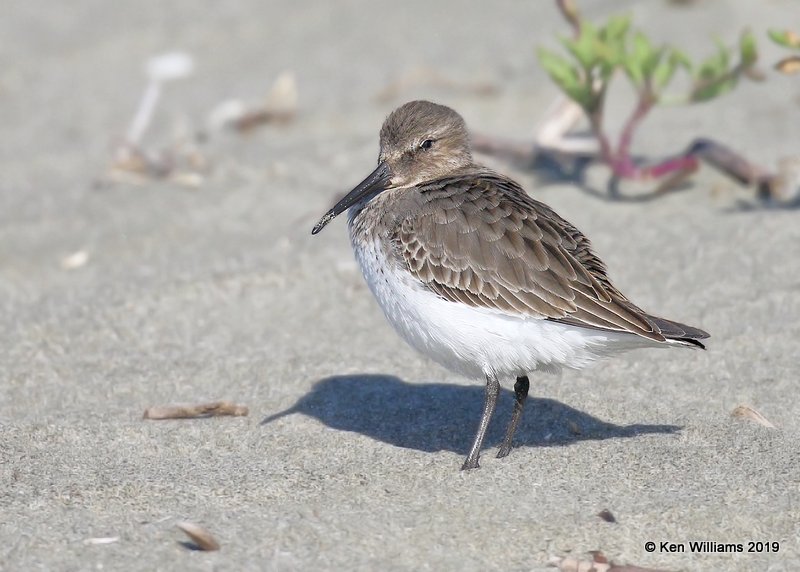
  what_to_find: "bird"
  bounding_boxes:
[311,100,709,470]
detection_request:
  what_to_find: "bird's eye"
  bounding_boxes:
[419,139,434,150]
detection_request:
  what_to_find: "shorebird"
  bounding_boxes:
[312,100,708,470]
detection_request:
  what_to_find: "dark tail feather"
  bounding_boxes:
[649,315,710,349]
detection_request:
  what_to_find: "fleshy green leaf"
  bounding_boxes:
[538,49,578,85]
[562,38,594,70]
[538,48,590,105]
[692,75,737,102]
[632,32,654,66]
[595,40,620,76]
[739,30,758,67]
[562,23,598,70]
[652,48,694,91]
[597,53,619,78]
[642,47,666,79]
[669,49,693,71]
[538,48,599,110]
[601,15,631,43]
[568,86,597,110]
[696,43,730,82]
[624,32,656,86]
[623,59,644,86]
[653,59,676,90]
[768,29,800,50]
[596,14,629,76]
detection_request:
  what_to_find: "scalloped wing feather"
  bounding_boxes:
[395,171,707,343]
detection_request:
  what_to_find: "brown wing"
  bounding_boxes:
[395,171,671,342]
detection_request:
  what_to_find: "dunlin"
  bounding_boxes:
[312,100,708,470]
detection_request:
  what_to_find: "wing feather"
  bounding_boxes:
[396,171,671,341]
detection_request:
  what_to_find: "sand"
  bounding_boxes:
[1,1,798,570]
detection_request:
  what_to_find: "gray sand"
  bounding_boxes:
[1,1,798,570]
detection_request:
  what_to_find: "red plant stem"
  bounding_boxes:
[556,0,581,36]
[587,99,701,182]
[613,91,656,177]
[588,109,615,168]
[644,155,700,179]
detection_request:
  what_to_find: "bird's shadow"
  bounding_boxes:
[261,375,680,454]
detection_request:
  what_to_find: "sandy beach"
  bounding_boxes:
[1,1,798,570]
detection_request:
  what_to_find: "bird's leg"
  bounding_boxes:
[461,373,500,471]
[496,375,530,459]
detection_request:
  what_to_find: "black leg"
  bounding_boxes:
[461,373,500,470]
[496,375,530,459]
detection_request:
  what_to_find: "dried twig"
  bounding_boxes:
[108,144,208,189]
[475,123,794,202]
[208,71,299,132]
[143,401,249,420]
[685,140,800,205]
[775,56,800,74]
[105,51,212,188]
[731,405,777,429]
[549,551,672,572]
[686,138,771,185]
[176,522,220,551]
[761,156,800,204]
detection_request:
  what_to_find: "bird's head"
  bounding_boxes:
[312,100,473,235]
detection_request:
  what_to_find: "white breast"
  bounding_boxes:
[348,229,654,381]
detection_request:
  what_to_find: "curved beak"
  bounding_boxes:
[311,162,392,235]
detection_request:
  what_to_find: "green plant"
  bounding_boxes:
[537,0,759,183]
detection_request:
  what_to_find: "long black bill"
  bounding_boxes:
[311,162,392,235]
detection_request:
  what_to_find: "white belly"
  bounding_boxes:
[349,232,651,380]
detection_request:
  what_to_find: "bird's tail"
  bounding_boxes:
[648,315,710,349]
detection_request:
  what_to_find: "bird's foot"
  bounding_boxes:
[496,442,513,459]
[460,455,481,471]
